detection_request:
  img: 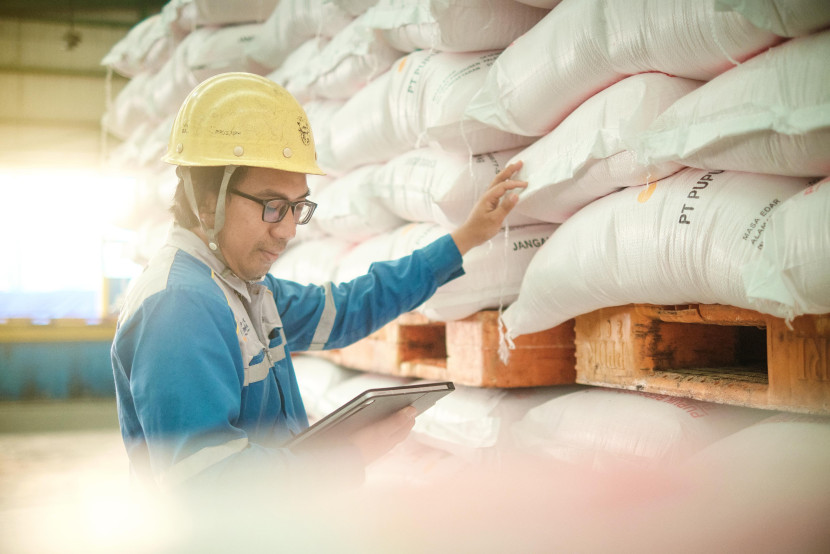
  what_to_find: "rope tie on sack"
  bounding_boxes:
[497,220,515,365]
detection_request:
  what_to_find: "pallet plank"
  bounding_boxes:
[314,310,576,388]
[575,304,830,414]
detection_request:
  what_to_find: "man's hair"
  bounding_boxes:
[170,166,249,228]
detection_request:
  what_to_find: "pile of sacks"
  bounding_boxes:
[102,0,830,332]
[293,355,830,490]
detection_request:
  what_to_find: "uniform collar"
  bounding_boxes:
[167,225,262,302]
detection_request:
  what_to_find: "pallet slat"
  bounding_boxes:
[574,304,830,415]
[314,310,576,388]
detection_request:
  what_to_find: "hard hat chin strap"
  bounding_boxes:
[181,165,238,269]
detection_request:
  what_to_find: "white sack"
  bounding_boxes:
[292,355,360,422]
[389,222,559,321]
[683,412,830,503]
[146,50,196,120]
[316,372,414,416]
[303,99,347,176]
[502,169,810,337]
[266,37,330,103]
[103,72,157,140]
[313,165,406,242]
[182,23,265,83]
[328,50,535,172]
[161,0,278,28]
[511,73,700,224]
[466,0,784,136]
[137,115,176,168]
[299,14,403,101]
[636,30,830,178]
[363,0,548,53]
[412,385,582,463]
[145,24,265,120]
[742,176,830,320]
[105,123,151,171]
[186,0,278,26]
[512,388,767,470]
[333,226,401,283]
[246,0,354,70]
[334,0,379,16]
[372,147,540,228]
[101,14,180,78]
[269,236,356,285]
[715,0,830,37]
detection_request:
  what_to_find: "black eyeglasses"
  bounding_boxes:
[230,189,317,225]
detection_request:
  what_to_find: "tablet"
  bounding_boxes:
[287,381,455,452]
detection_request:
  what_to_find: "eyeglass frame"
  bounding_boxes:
[229,189,317,225]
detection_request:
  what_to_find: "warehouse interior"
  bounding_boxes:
[1,1,829,552]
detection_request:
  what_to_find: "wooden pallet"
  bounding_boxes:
[574,304,830,415]
[315,310,576,388]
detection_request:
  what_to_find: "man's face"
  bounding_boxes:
[215,166,309,282]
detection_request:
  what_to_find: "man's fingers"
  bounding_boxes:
[490,160,524,189]
[485,179,528,207]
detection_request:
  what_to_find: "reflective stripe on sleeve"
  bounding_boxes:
[161,437,248,488]
[308,282,335,350]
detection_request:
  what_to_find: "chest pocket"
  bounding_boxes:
[240,325,287,387]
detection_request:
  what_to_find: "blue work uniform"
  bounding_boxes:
[111,226,463,490]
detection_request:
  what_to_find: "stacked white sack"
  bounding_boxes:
[294,14,404,101]
[148,23,266,120]
[327,50,536,172]
[713,0,830,37]
[509,72,701,224]
[362,0,548,53]
[101,13,183,78]
[412,384,584,465]
[312,165,406,242]
[465,0,808,137]
[333,221,557,321]
[303,100,346,175]
[682,412,830,514]
[291,354,361,423]
[246,0,354,71]
[270,236,356,286]
[372,146,540,229]
[161,0,279,28]
[636,30,830,178]
[103,72,156,141]
[512,387,768,471]
[501,169,811,338]
[742,177,830,320]
[334,0,378,17]
[266,37,330,104]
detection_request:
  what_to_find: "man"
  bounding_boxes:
[111,72,526,493]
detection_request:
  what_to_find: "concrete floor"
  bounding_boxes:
[0,400,133,553]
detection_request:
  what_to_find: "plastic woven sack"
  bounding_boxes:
[511,72,700,223]
[742,177,830,320]
[466,0,783,136]
[372,146,540,228]
[636,30,830,178]
[501,169,810,338]
[328,50,535,172]
[363,0,547,53]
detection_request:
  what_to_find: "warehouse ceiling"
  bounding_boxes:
[0,0,166,28]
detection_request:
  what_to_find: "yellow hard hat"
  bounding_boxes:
[162,72,325,175]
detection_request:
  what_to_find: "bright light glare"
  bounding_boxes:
[0,167,138,295]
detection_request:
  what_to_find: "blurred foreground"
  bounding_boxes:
[1,399,829,553]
